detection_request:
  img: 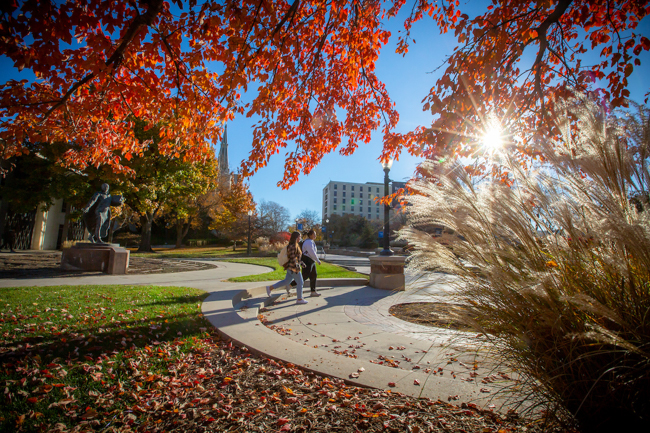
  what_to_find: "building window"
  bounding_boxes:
[351,199,355,205]
[334,205,337,210]
[376,187,379,193]
[343,198,346,204]
[334,198,337,203]
[368,215,371,220]
[343,205,346,210]
[360,199,363,205]
[334,191,337,196]
[368,207,371,212]
[343,185,346,190]
[360,193,363,198]
[351,207,354,212]
[325,200,327,206]
[343,192,346,197]
[351,192,355,198]
[334,184,337,189]
[351,185,355,191]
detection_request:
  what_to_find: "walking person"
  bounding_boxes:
[300,229,322,297]
[266,231,308,305]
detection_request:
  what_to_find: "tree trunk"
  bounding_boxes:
[0,199,9,246]
[175,219,184,248]
[174,218,191,249]
[0,163,15,242]
[137,213,154,252]
[60,202,71,249]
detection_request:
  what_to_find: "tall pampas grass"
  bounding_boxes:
[400,95,650,431]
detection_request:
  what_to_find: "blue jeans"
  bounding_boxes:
[272,270,304,299]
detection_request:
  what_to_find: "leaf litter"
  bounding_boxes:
[1,285,560,432]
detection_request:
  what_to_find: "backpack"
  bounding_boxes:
[277,245,288,266]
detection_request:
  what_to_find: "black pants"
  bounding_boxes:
[291,256,318,291]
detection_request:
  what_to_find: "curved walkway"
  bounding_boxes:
[0,259,514,410]
[202,273,512,410]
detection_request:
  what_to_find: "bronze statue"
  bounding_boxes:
[82,183,124,243]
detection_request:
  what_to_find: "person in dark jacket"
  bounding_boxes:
[291,229,322,296]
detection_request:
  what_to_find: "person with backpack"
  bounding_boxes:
[267,231,308,305]
[290,229,322,296]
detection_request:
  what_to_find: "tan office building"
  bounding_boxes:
[322,180,405,222]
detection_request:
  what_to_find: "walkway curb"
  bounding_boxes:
[201,279,495,406]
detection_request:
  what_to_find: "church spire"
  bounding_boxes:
[218,124,229,175]
[218,124,231,189]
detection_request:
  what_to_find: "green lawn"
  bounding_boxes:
[0,285,212,432]
[223,257,368,282]
[130,246,271,258]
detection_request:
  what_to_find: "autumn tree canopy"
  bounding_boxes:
[394,0,650,166]
[1,0,648,187]
[207,177,255,242]
[0,0,403,187]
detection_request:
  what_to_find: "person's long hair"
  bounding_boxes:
[289,231,302,254]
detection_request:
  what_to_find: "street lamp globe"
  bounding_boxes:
[247,210,253,216]
[381,158,393,170]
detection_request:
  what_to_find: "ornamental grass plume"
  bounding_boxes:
[400,96,650,432]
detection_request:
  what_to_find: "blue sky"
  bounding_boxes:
[224,11,650,221]
[2,4,649,222]
[228,11,459,220]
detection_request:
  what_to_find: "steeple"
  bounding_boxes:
[218,124,231,189]
[218,124,229,176]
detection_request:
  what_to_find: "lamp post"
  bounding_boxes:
[247,210,253,256]
[325,218,329,247]
[380,159,393,256]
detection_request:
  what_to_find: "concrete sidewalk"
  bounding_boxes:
[202,273,517,410]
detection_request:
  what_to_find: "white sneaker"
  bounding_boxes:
[266,286,271,297]
[296,299,308,305]
[310,291,322,297]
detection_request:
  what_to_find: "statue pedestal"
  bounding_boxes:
[369,255,406,291]
[61,243,130,274]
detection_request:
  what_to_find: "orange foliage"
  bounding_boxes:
[207,176,255,235]
[1,1,647,186]
[393,0,650,167]
[0,0,401,187]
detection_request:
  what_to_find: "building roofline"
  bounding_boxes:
[323,181,386,185]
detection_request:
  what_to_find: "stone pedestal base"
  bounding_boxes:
[369,255,406,291]
[61,243,130,274]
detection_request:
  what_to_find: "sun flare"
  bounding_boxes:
[482,123,503,152]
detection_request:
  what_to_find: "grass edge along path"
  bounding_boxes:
[129,246,269,259]
[0,285,555,433]
[223,257,368,282]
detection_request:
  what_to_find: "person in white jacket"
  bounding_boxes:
[300,229,322,297]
